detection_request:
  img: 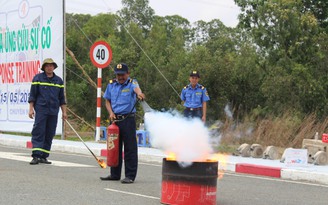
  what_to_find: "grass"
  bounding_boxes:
[53,135,95,141]
[0,131,31,137]
[2,112,328,155]
[213,111,328,154]
[214,144,239,154]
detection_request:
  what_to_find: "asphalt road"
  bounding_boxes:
[0,145,327,205]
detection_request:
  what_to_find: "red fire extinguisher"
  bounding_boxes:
[107,122,119,167]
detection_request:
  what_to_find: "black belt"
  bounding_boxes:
[186,107,202,111]
[115,113,135,120]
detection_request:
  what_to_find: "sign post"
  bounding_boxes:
[90,41,112,141]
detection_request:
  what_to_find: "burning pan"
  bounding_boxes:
[161,158,218,205]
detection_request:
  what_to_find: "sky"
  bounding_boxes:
[65,0,241,27]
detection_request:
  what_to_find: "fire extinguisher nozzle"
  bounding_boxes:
[98,159,107,169]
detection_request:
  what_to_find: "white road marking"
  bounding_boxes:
[105,188,160,200]
[0,151,95,167]
[224,172,328,188]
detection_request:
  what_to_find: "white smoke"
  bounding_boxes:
[144,110,213,165]
[224,104,233,119]
[209,120,223,146]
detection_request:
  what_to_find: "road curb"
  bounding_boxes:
[235,163,281,178]
[1,134,327,185]
[0,137,27,148]
[26,141,32,148]
[281,169,328,184]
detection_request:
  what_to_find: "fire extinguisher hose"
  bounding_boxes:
[112,98,141,123]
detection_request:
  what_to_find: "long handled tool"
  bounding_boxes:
[65,119,107,169]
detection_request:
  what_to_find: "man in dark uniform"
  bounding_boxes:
[100,63,145,184]
[28,58,67,165]
[180,70,210,122]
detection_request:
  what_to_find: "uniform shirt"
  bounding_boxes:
[103,77,139,114]
[28,72,66,115]
[180,83,210,108]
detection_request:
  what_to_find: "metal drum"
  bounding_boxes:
[161,158,218,205]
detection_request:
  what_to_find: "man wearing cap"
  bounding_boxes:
[181,70,210,122]
[28,58,67,165]
[101,63,145,184]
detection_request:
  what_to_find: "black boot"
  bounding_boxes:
[100,175,120,181]
[39,158,52,164]
[29,157,39,165]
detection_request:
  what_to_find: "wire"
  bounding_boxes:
[119,23,180,98]
[68,3,181,98]
[66,67,91,85]
[69,16,93,44]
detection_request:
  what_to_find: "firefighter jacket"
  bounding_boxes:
[28,72,66,115]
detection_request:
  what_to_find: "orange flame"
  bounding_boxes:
[98,159,107,169]
[165,151,228,179]
[210,153,228,180]
[166,152,177,161]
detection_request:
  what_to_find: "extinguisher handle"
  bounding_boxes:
[110,120,118,124]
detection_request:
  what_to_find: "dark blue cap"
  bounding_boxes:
[190,70,200,78]
[114,63,129,74]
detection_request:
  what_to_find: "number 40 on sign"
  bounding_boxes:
[89,41,112,68]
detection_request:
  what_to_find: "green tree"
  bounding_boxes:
[301,0,328,29]
[236,0,319,64]
[119,0,155,32]
[137,16,187,110]
[235,0,326,115]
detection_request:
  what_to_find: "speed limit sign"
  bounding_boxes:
[89,41,112,68]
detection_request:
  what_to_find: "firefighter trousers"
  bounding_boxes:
[31,113,58,159]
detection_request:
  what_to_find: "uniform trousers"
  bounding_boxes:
[183,108,202,119]
[110,116,138,180]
